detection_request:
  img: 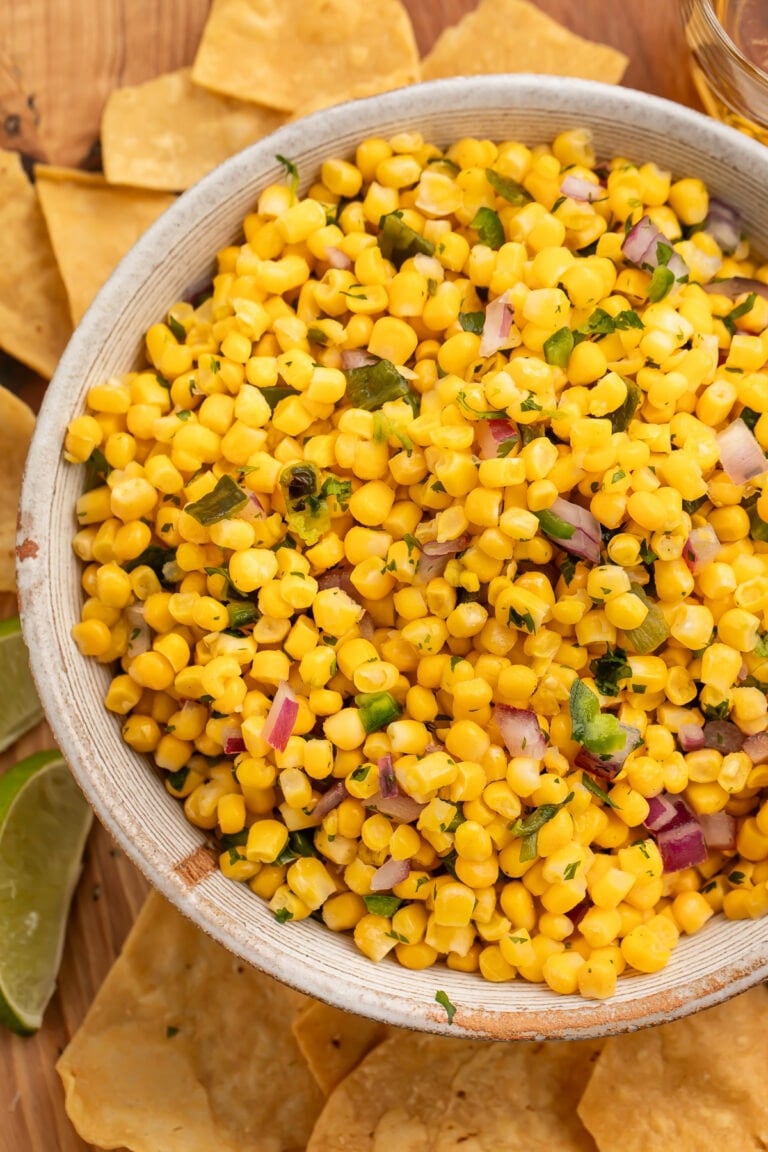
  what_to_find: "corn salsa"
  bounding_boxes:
[66,127,768,999]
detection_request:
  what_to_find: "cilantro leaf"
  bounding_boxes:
[471,206,505,250]
[589,647,632,697]
[363,894,402,916]
[459,311,485,334]
[484,168,532,205]
[276,154,299,200]
[580,773,619,808]
[648,265,675,303]
[435,989,457,1024]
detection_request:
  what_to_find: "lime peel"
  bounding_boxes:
[0,750,92,1035]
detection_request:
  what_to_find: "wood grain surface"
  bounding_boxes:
[0,2,703,1149]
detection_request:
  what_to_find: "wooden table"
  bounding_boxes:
[0,3,703,1148]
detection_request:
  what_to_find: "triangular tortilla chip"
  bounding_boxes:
[0,150,72,379]
[422,0,628,85]
[56,892,325,1152]
[0,385,35,591]
[101,67,286,192]
[35,167,176,324]
[192,0,419,113]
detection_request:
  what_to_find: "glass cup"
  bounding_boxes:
[680,0,768,142]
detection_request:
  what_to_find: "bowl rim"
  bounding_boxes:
[17,73,768,1041]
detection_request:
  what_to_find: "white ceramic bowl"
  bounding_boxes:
[18,75,768,1040]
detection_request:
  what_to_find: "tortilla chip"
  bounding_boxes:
[101,67,286,192]
[56,891,325,1152]
[0,150,72,379]
[306,1030,602,1151]
[35,167,176,325]
[0,386,35,592]
[291,1001,389,1095]
[290,69,419,121]
[191,0,420,114]
[421,0,628,85]
[577,985,768,1151]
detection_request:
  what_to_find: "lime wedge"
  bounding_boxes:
[0,750,92,1035]
[0,616,44,751]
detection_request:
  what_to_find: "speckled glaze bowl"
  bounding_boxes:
[18,75,768,1040]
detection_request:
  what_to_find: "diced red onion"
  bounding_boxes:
[341,348,378,370]
[702,276,768,302]
[312,780,347,820]
[378,754,398,799]
[575,724,641,781]
[184,272,214,304]
[317,567,366,608]
[478,290,514,357]
[622,215,662,264]
[702,720,744,754]
[367,791,426,822]
[621,214,689,283]
[567,894,592,930]
[698,810,737,852]
[716,418,768,484]
[677,723,706,752]
[683,524,720,573]
[370,856,411,892]
[560,173,604,202]
[644,791,695,834]
[494,705,547,759]
[357,610,375,641]
[262,681,299,753]
[316,566,355,594]
[236,491,267,523]
[325,245,352,270]
[547,497,602,565]
[415,536,470,583]
[125,603,152,657]
[222,727,246,756]
[656,822,708,872]
[705,198,742,255]
[475,418,518,460]
[644,792,708,871]
[743,732,768,765]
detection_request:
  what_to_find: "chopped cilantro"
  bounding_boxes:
[363,894,402,916]
[166,1025,180,1038]
[702,699,731,721]
[471,206,505,250]
[167,314,186,342]
[435,989,457,1024]
[722,292,757,336]
[458,310,485,334]
[509,792,575,861]
[648,264,675,303]
[589,647,632,697]
[581,773,619,808]
[484,168,532,205]
[507,606,536,633]
[274,907,294,924]
[543,325,574,369]
[276,153,299,200]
